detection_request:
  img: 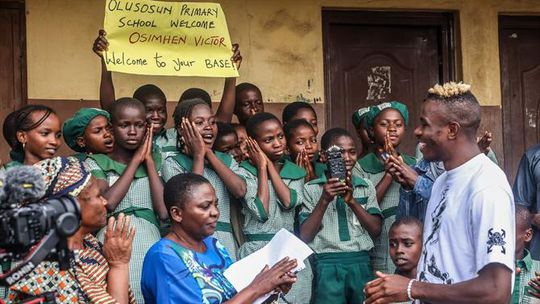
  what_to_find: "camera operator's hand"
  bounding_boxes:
[104,213,136,267]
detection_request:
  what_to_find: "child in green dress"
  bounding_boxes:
[237,112,311,303]
[85,98,167,303]
[161,98,246,260]
[62,107,114,161]
[300,128,382,304]
[284,119,324,182]
[354,101,416,274]
[282,101,319,136]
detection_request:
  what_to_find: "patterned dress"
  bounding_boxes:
[354,152,416,274]
[237,160,312,303]
[8,234,135,304]
[141,237,236,304]
[85,154,162,304]
[161,151,241,260]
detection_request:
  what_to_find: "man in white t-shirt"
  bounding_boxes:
[365,82,515,304]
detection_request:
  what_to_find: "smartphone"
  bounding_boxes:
[326,145,347,183]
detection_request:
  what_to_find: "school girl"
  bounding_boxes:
[161,98,246,260]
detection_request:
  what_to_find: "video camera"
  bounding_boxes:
[0,165,81,287]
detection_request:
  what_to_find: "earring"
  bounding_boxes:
[22,142,26,149]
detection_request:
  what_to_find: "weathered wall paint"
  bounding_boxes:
[26,0,540,106]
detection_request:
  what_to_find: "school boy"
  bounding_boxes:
[300,128,382,304]
[513,205,540,304]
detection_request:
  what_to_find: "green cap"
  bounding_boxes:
[352,106,371,128]
[365,101,409,128]
[63,108,111,152]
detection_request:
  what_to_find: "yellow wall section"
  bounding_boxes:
[26,0,540,106]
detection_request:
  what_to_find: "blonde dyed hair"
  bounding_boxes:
[428,81,471,98]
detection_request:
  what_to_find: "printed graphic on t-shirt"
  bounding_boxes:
[419,186,454,284]
[486,228,507,254]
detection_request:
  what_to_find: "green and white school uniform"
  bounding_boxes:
[354,152,416,274]
[153,128,177,155]
[300,175,382,304]
[237,160,312,303]
[85,154,163,304]
[161,151,240,260]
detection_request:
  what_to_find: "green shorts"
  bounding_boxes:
[312,251,373,304]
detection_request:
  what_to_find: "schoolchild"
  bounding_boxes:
[85,98,167,303]
[284,119,323,181]
[237,112,311,303]
[300,127,382,304]
[161,98,246,259]
[63,107,114,161]
[354,101,416,274]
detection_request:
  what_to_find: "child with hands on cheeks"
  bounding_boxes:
[300,128,382,304]
[354,101,416,274]
[84,98,167,303]
[237,112,312,303]
[284,119,324,182]
[162,98,246,260]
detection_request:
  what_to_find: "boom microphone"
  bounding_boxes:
[3,166,45,207]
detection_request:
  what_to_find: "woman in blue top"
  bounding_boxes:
[141,173,298,304]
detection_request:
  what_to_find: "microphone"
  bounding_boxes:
[3,166,45,206]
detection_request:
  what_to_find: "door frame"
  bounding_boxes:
[0,0,27,107]
[321,10,459,131]
[499,15,540,181]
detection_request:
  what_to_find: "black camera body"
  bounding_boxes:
[326,145,347,182]
[0,196,80,256]
[0,166,81,287]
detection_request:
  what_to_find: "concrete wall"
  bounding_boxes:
[3,0,540,162]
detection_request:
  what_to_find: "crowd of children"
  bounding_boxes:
[1,30,540,304]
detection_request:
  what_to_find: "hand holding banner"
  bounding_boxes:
[103,0,239,77]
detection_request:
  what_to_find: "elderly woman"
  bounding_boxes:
[141,173,297,304]
[8,156,136,304]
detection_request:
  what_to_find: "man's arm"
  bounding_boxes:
[365,263,512,304]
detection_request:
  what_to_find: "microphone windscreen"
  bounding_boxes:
[5,166,45,205]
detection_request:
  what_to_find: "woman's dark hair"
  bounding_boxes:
[11,105,56,162]
[245,112,281,139]
[110,97,145,124]
[179,88,212,107]
[3,110,20,148]
[164,173,211,216]
[172,98,210,151]
[282,101,317,124]
[133,84,166,105]
[283,119,315,141]
[320,128,353,151]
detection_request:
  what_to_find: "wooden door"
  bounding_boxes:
[323,11,456,155]
[0,1,26,162]
[500,16,540,183]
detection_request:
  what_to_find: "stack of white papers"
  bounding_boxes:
[224,229,314,304]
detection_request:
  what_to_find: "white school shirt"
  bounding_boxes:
[418,153,515,286]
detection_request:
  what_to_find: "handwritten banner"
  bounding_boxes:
[103,0,238,77]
